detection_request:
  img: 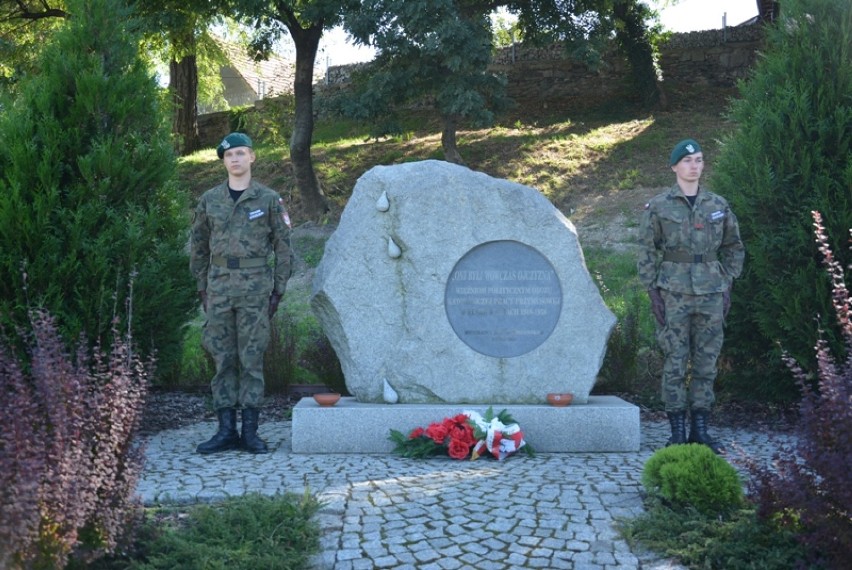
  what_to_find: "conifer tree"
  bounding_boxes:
[712,0,851,398]
[0,0,196,379]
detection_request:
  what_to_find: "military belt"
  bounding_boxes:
[211,256,268,269]
[663,251,718,263]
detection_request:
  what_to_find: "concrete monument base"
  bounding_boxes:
[291,395,639,453]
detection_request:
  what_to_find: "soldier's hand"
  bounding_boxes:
[723,286,732,318]
[647,288,666,326]
[268,292,282,317]
[198,290,208,313]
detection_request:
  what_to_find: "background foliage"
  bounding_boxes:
[713,0,852,399]
[0,0,197,379]
[743,212,852,570]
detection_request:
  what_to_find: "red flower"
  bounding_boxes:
[449,422,475,446]
[425,422,449,444]
[391,409,530,461]
[448,438,471,460]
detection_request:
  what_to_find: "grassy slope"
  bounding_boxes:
[177,85,740,227]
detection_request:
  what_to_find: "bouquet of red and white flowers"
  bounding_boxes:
[389,407,533,460]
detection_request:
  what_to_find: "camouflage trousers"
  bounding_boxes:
[656,290,725,413]
[202,293,270,409]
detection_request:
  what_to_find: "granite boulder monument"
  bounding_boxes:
[310,160,616,405]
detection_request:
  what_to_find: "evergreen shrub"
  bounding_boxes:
[642,444,744,516]
[0,0,196,380]
[743,212,852,570]
[0,310,149,569]
[621,497,810,570]
[128,492,321,570]
[712,0,852,399]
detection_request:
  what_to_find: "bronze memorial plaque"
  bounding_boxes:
[445,240,563,358]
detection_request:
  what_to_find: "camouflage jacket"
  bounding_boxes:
[637,184,744,295]
[190,180,293,296]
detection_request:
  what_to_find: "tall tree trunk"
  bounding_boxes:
[441,115,465,165]
[169,54,200,155]
[612,0,668,110]
[286,20,328,218]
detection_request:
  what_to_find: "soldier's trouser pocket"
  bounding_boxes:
[655,323,673,355]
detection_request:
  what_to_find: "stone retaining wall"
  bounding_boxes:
[197,111,231,149]
[198,25,764,141]
[659,25,764,88]
[316,25,764,112]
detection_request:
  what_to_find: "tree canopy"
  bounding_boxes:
[0,0,197,379]
[339,0,664,162]
[0,0,68,90]
[230,0,360,218]
[343,0,508,164]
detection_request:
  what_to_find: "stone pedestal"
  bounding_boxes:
[291,396,639,453]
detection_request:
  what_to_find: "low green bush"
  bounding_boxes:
[642,444,744,516]
[91,492,321,570]
[620,497,811,570]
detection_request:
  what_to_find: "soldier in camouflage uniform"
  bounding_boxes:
[190,132,293,454]
[637,139,744,454]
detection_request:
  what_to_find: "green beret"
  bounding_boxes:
[669,138,702,166]
[216,132,253,159]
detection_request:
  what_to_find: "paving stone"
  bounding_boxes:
[138,418,784,570]
[372,555,397,568]
[412,549,442,563]
[594,552,617,565]
[437,558,465,570]
[337,549,362,561]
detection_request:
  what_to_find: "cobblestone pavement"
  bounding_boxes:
[137,419,792,570]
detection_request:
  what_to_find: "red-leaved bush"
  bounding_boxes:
[0,310,149,569]
[745,211,851,569]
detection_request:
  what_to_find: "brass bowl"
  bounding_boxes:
[313,393,341,407]
[546,393,573,407]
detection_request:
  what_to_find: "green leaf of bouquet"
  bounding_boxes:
[497,409,517,425]
[483,406,495,422]
[389,429,408,445]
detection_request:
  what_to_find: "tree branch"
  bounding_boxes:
[2,0,69,22]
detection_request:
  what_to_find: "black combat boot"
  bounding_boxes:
[688,409,724,454]
[241,407,269,454]
[666,411,687,446]
[196,408,240,454]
